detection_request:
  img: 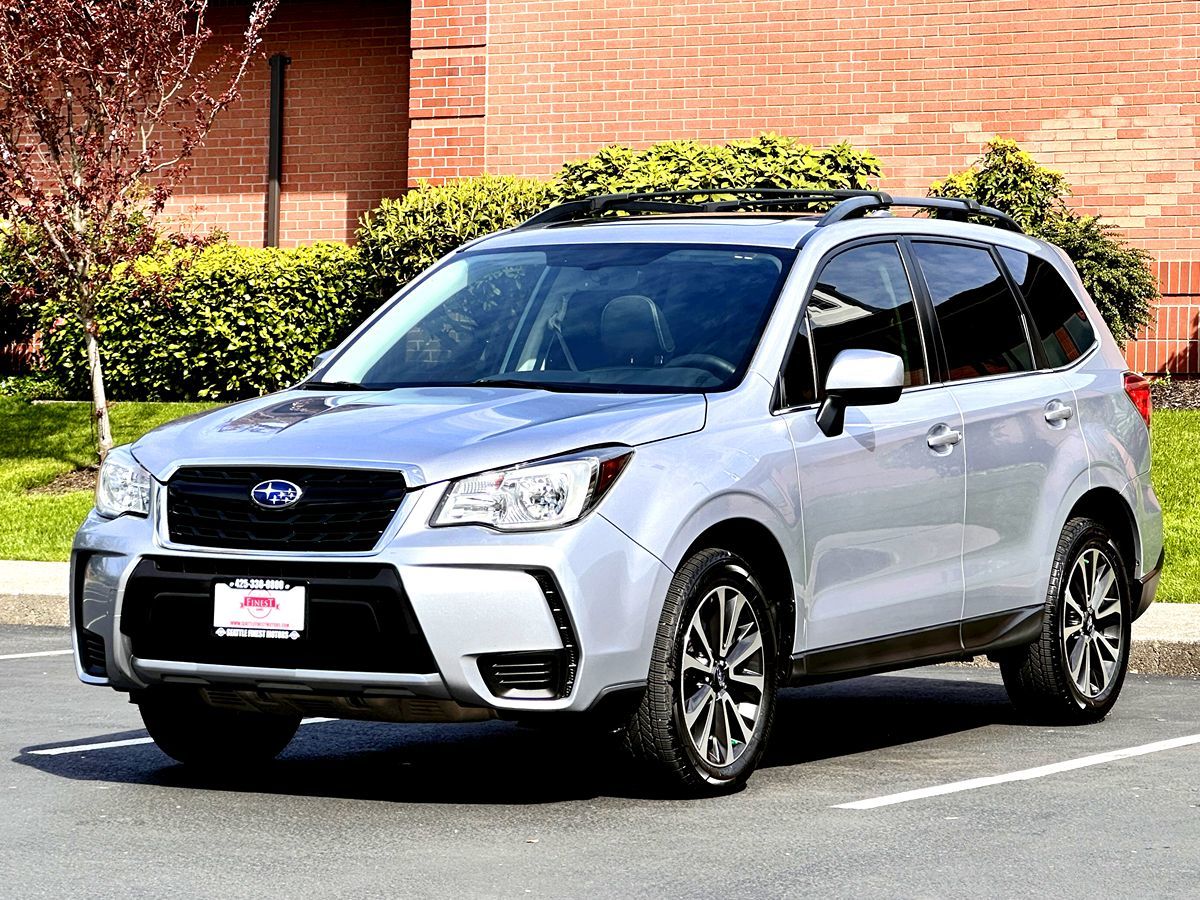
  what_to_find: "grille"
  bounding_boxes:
[80,630,107,678]
[479,652,564,699]
[166,466,407,552]
[120,556,436,674]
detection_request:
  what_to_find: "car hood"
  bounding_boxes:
[131,386,707,486]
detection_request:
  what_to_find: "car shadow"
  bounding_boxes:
[15,671,1025,804]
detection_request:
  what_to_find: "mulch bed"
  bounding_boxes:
[29,466,98,494]
[1152,378,1200,411]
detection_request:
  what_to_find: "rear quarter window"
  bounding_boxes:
[998,247,1097,367]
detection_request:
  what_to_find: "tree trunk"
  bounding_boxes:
[83,318,114,462]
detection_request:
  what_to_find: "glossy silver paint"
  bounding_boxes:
[823,347,905,393]
[71,212,1164,713]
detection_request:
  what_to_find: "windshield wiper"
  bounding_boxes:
[297,380,376,391]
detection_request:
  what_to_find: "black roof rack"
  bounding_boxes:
[816,195,1023,232]
[516,188,1023,234]
[517,188,893,228]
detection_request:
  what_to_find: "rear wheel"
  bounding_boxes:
[1001,517,1131,723]
[136,688,300,768]
[623,547,778,795]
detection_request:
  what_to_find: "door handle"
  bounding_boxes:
[926,423,962,453]
[1044,399,1074,425]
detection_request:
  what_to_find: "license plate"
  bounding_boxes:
[213,579,306,640]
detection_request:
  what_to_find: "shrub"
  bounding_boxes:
[40,241,371,401]
[932,138,1156,345]
[0,373,68,401]
[357,175,554,298]
[0,225,58,348]
[553,133,881,200]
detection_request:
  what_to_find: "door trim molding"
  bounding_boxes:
[789,606,1043,685]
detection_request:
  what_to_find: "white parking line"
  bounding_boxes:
[29,736,155,756]
[0,649,73,661]
[834,733,1200,810]
[26,717,337,756]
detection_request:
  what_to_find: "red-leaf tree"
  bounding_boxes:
[0,0,277,458]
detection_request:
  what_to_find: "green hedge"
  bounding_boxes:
[40,241,371,401]
[553,134,881,200]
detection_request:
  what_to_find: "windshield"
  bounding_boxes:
[318,243,793,393]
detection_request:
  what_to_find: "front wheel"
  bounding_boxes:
[1001,517,1132,723]
[623,548,779,795]
[136,688,301,768]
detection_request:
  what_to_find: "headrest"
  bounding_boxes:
[600,294,675,363]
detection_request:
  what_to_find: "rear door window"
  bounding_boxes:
[913,242,1035,381]
[998,247,1096,367]
[784,241,927,404]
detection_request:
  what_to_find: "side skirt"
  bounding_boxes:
[789,607,1043,686]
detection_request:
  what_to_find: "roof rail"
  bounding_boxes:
[515,189,1023,234]
[817,195,1023,233]
[517,188,894,229]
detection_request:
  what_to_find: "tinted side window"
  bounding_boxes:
[914,242,1034,381]
[804,242,927,393]
[999,247,1096,367]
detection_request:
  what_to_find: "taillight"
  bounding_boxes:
[1123,371,1152,429]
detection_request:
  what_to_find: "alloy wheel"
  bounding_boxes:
[1061,547,1124,700]
[679,584,767,767]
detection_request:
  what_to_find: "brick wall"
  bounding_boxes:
[162,0,410,248]
[407,0,488,181]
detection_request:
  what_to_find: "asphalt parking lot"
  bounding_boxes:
[3,624,1199,899]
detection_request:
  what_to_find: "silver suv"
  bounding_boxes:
[72,190,1164,794]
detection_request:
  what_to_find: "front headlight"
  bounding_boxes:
[431,448,633,531]
[95,445,152,519]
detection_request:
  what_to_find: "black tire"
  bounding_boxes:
[1001,517,1132,723]
[623,547,779,795]
[137,688,301,768]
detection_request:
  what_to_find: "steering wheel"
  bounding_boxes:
[665,353,737,379]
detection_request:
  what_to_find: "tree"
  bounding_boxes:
[931,138,1156,346]
[0,0,277,459]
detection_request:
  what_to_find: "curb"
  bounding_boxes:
[4,593,1198,678]
[1129,640,1200,678]
[0,594,68,628]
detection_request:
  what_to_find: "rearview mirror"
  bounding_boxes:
[816,349,904,437]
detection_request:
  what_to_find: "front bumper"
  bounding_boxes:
[71,484,672,714]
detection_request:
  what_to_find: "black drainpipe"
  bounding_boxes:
[265,52,291,247]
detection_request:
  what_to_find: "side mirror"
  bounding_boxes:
[310,349,334,374]
[816,349,905,437]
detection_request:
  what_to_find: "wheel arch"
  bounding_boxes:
[680,517,797,670]
[1066,486,1139,582]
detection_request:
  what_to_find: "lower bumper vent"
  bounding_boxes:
[479,651,564,699]
[80,630,107,678]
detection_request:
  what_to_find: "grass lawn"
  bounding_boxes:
[0,399,1196,602]
[1148,409,1199,603]
[0,398,216,561]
